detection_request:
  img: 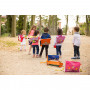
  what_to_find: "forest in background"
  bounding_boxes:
[0,15,90,37]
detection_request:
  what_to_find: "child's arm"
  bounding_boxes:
[54,37,56,45]
[72,35,75,47]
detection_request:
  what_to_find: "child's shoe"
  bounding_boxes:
[33,55,35,58]
[36,55,39,58]
[77,56,80,59]
[71,57,77,59]
[20,49,22,51]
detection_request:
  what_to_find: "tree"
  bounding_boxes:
[11,15,16,37]
[31,15,35,27]
[65,15,68,35]
[23,15,27,30]
[0,15,1,36]
[39,15,42,30]
[17,15,24,34]
[76,15,79,26]
[54,15,57,35]
[48,15,57,35]
[86,15,90,36]
[6,15,12,33]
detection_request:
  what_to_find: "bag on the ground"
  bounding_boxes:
[65,61,80,72]
[47,55,63,67]
[56,35,65,44]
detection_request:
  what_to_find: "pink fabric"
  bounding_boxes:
[65,61,80,72]
[56,35,65,44]
[28,30,34,37]
[32,37,40,45]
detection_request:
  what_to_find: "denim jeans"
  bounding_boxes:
[32,45,39,55]
[56,46,62,56]
[74,45,80,57]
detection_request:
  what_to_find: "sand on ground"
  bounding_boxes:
[0,35,90,75]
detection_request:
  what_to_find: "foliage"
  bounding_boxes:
[26,21,30,34]
[16,15,24,34]
[1,24,7,35]
[79,23,86,35]
[6,15,12,33]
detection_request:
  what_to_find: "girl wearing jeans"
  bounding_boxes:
[54,28,65,57]
[30,30,40,58]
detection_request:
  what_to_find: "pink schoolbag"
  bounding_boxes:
[56,35,65,44]
[18,35,21,41]
[65,61,80,72]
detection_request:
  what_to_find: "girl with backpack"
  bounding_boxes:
[28,25,37,55]
[54,28,65,57]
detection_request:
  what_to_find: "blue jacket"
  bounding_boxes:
[41,33,51,39]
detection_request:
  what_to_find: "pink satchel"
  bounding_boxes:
[56,35,65,44]
[65,61,80,72]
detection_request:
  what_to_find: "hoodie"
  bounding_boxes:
[41,33,51,39]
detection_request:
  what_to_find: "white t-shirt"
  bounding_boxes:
[73,32,80,46]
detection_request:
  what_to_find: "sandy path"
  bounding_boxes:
[0,35,90,75]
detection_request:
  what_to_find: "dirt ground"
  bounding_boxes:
[0,35,90,75]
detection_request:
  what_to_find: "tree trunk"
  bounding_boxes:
[0,15,1,36]
[23,15,27,30]
[76,15,79,26]
[31,15,35,27]
[39,15,41,30]
[86,15,89,36]
[65,15,68,35]
[48,15,51,34]
[54,15,57,35]
[11,15,16,37]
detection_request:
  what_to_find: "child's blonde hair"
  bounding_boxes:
[29,25,36,34]
[21,30,26,35]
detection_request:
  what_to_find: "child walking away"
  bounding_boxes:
[54,28,65,58]
[71,27,80,59]
[19,30,27,51]
[28,25,36,55]
[30,30,40,58]
[39,27,51,58]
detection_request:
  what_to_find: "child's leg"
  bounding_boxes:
[28,45,32,54]
[74,45,77,57]
[77,46,80,58]
[24,44,26,51]
[40,45,45,57]
[20,45,22,51]
[32,45,35,57]
[59,46,62,56]
[56,46,59,55]
[45,45,49,57]
[36,45,39,55]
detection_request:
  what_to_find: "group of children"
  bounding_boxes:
[19,25,80,59]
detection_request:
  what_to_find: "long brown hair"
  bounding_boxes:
[28,25,36,34]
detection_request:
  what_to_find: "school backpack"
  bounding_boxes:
[18,35,21,41]
[56,35,65,44]
[65,61,81,72]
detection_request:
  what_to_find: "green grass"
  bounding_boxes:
[1,33,10,37]
[0,40,17,47]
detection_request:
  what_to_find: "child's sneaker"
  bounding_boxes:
[77,56,80,59]
[36,55,39,58]
[20,49,22,51]
[71,57,77,59]
[32,55,35,58]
